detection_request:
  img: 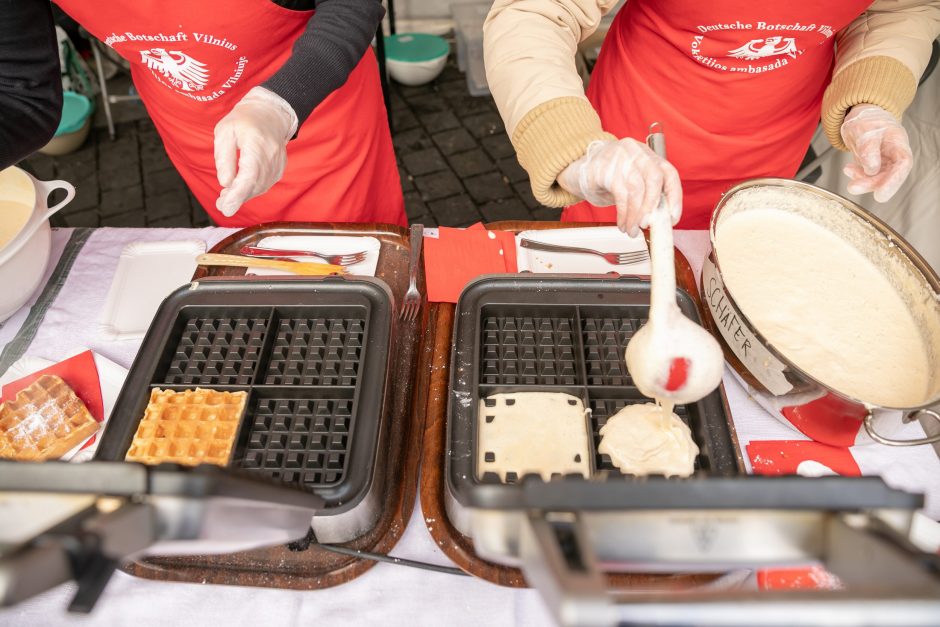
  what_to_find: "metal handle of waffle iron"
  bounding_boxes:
[517,511,940,627]
[0,462,325,611]
[0,498,157,612]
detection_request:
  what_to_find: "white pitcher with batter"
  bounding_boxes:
[0,166,75,322]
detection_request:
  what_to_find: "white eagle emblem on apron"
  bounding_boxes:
[728,36,799,61]
[140,48,210,91]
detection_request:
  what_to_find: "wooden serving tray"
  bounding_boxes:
[125,222,430,589]
[419,221,741,588]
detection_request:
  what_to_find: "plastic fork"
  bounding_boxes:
[400,224,423,321]
[518,238,650,265]
[239,244,368,267]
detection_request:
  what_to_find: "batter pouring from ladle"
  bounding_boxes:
[602,125,724,477]
[628,125,724,406]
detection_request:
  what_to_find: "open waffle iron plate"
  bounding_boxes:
[444,274,940,626]
[446,274,739,529]
[96,276,393,543]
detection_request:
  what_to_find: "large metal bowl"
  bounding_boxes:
[701,178,940,446]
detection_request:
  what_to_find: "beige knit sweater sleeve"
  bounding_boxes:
[822,0,940,150]
[484,0,620,207]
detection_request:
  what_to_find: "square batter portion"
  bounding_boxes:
[476,392,591,481]
[126,388,246,466]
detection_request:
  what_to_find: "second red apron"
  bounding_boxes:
[564,0,871,229]
[55,0,405,227]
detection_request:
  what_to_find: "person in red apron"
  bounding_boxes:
[36,0,405,227]
[484,0,939,234]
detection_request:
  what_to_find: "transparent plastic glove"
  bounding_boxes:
[213,86,299,218]
[840,104,913,203]
[557,138,682,237]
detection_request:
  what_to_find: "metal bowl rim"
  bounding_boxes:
[706,177,940,411]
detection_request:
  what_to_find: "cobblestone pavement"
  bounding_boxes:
[21,57,560,229]
[390,61,560,227]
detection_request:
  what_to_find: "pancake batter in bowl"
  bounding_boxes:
[0,200,31,249]
[716,207,932,409]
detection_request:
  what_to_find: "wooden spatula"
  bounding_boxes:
[196,253,344,275]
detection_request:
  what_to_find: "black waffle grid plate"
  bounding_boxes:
[97,278,392,511]
[446,275,741,510]
[164,316,268,386]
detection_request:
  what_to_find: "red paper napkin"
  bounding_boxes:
[0,350,105,450]
[780,393,868,447]
[757,566,843,590]
[424,225,519,303]
[746,440,861,477]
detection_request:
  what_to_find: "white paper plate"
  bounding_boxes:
[245,235,381,277]
[515,226,650,275]
[0,352,128,462]
[99,240,206,341]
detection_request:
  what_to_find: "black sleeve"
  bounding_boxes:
[262,0,385,128]
[0,0,63,169]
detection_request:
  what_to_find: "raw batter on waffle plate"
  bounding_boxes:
[598,403,698,478]
[477,392,591,481]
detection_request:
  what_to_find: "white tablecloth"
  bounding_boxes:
[1,227,938,627]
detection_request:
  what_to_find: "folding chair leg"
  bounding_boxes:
[90,39,116,141]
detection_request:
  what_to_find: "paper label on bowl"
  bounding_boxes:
[702,256,793,396]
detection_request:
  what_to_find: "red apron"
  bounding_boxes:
[564,0,871,229]
[54,0,405,227]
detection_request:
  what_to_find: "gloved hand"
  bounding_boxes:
[840,104,913,203]
[557,138,682,236]
[213,86,298,217]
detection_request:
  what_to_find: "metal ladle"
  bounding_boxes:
[624,124,725,405]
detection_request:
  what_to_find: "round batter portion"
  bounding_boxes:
[598,403,698,477]
[716,207,931,408]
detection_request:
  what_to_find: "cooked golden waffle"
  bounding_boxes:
[125,388,246,466]
[0,375,98,461]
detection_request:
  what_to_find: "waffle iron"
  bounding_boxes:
[0,275,394,610]
[96,276,394,542]
[445,274,940,626]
